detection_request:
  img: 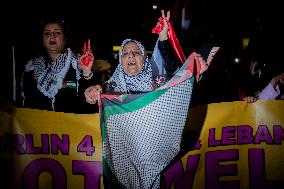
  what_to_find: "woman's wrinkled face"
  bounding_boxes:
[121,42,144,76]
[42,23,65,54]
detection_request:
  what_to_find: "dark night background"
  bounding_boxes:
[3,0,280,56]
[2,0,281,62]
[1,0,283,104]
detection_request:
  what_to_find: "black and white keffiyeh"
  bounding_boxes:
[106,39,153,94]
[24,48,80,109]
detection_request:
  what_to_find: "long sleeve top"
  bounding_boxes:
[258,83,280,100]
[21,49,98,113]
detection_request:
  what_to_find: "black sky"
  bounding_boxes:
[2,0,281,65]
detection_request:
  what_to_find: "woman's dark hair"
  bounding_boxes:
[34,17,77,58]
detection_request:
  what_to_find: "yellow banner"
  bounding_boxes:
[0,108,103,189]
[162,100,284,189]
[1,100,284,189]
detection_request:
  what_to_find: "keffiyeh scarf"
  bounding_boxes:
[101,53,203,189]
[106,39,153,94]
[25,48,81,109]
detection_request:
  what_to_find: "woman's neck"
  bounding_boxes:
[48,51,62,61]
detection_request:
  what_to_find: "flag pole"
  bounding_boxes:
[12,46,16,102]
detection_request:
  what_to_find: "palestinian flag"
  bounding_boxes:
[98,51,210,189]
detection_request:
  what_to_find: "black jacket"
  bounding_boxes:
[22,67,98,113]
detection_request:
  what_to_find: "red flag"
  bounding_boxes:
[152,18,186,63]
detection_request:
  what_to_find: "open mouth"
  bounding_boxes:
[128,62,136,66]
[49,41,56,45]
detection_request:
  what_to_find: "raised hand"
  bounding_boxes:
[152,10,170,41]
[79,38,94,79]
[152,9,186,63]
[79,38,94,70]
[159,10,170,41]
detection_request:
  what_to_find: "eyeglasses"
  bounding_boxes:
[121,49,142,58]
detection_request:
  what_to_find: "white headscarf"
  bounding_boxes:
[106,39,153,94]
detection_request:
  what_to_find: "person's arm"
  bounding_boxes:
[258,82,280,100]
[78,39,94,80]
[157,10,182,78]
[258,72,284,100]
[84,85,103,104]
[78,72,99,92]
[158,40,181,78]
[243,96,258,103]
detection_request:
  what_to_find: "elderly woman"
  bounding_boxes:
[85,10,181,103]
[85,10,221,189]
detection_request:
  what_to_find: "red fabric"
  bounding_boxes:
[194,54,201,82]
[81,39,93,67]
[152,18,186,64]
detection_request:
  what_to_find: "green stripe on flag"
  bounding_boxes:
[104,89,167,119]
[65,83,76,88]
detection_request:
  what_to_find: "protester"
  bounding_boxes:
[243,71,284,102]
[84,10,220,189]
[20,18,97,113]
[84,10,182,104]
